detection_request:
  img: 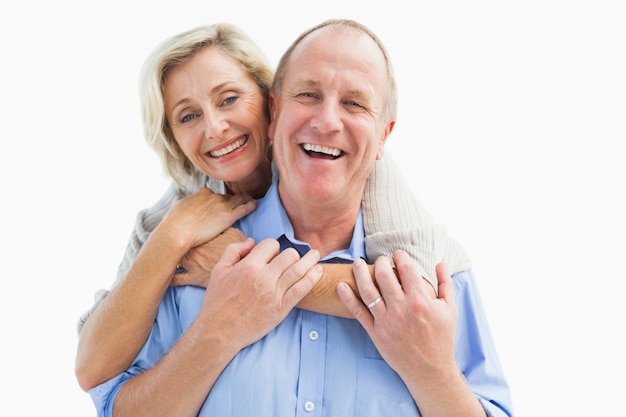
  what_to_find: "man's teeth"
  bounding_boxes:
[210,136,247,157]
[302,143,342,157]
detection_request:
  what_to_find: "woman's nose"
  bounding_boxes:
[203,109,228,138]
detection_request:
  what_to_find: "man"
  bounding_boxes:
[91,19,513,417]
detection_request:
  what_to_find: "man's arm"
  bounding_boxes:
[106,239,323,417]
[337,255,509,417]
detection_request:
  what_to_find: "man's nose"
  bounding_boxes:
[310,101,342,133]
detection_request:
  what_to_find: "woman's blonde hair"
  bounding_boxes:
[139,23,274,190]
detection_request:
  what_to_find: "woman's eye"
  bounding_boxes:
[181,114,198,123]
[223,96,238,105]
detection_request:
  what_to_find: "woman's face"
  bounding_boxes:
[163,47,269,186]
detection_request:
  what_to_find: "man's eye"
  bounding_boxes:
[346,101,365,109]
[181,114,198,123]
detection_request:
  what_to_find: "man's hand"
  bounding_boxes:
[196,238,324,350]
[337,253,458,379]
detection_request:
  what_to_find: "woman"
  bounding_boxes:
[75,23,468,392]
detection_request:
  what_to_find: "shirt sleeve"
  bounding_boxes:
[453,269,514,417]
[88,287,185,417]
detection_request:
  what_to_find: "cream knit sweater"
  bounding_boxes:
[78,154,470,332]
[363,153,472,281]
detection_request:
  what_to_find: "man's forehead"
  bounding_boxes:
[293,25,366,56]
[291,27,384,72]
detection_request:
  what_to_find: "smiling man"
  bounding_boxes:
[91,19,513,417]
[267,21,395,256]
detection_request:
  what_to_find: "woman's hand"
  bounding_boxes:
[171,227,246,287]
[157,187,257,251]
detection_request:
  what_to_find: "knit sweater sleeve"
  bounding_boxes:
[362,153,439,291]
[76,182,189,334]
[362,153,472,293]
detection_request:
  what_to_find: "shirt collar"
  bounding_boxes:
[237,170,366,263]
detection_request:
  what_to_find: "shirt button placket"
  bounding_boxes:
[296,313,325,417]
[303,330,318,413]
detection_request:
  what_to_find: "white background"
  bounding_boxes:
[1,1,624,416]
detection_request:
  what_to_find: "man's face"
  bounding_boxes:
[269,26,395,208]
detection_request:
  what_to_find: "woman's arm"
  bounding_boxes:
[76,183,188,335]
[362,153,440,293]
[76,223,185,391]
[179,244,362,319]
[299,263,435,318]
[75,188,256,392]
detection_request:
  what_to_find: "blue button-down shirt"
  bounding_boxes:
[90,175,513,417]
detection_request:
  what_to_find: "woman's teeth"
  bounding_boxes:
[210,136,248,157]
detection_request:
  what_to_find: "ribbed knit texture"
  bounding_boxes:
[362,154,472,292]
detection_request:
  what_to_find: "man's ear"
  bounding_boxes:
[376,120,395,160]
[268,92,278,139]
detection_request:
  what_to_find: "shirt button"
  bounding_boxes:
[308,330,319,341]
[304,401,315,412]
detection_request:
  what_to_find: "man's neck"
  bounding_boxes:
[282,197,361,258]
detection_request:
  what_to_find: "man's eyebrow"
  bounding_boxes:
[346,88,371,102]
[291,78,320,89]
[290,80,372,101]
[284,78,320,98]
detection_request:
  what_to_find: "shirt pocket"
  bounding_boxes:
[355,358,421,416]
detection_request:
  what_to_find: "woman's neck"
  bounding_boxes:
[224,160,272,199]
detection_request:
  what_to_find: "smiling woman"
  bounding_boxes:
[75,23,279,393]
[139,25,275,198]
[162,46,273,198]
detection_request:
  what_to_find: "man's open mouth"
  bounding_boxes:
[302,143,343,160]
